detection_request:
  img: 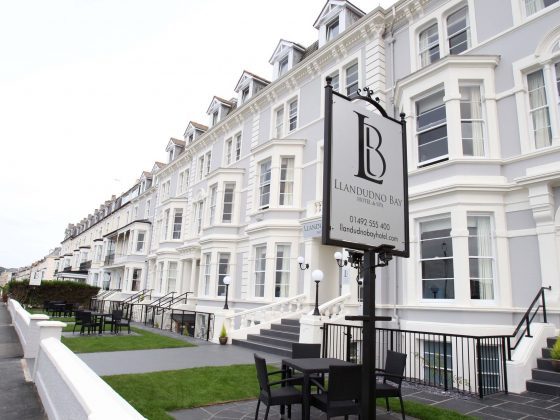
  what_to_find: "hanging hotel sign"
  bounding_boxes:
[322,78,409,256]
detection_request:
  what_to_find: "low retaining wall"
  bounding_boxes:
[34,338,145,420]
[8,298,51,358]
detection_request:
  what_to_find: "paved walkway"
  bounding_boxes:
[0,303,46,420]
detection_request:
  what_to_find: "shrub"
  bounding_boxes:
[551,337,560,360]
[5,279,99,308]
[220,323,227,338]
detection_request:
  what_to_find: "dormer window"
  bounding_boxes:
[278,57,289,77]
[168,149,174,163]
[188,134,194,144]
[326,17,339,41]
[241,87,249,103]
[212,110,219,126]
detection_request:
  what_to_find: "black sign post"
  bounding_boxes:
[322,77,409,419]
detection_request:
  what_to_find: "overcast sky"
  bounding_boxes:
[0,0,396,268]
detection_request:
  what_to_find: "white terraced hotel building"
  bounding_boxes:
[50,0,560,392]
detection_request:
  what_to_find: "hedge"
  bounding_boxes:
[6,280,100,308]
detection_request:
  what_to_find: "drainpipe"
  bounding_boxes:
[390,5,397,118]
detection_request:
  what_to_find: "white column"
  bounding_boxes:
[529,183,560,302]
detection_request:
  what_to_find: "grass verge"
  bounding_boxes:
[62,327,194,353]
[104,365,475,420]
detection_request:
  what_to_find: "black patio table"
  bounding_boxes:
[282,357,355,420]
[91,311,112,334]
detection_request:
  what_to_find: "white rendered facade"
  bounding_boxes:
[51,0,560,338]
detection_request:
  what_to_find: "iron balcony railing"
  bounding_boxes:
[79,260,92,271]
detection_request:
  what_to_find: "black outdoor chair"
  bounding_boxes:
[254,353,302,419]
[113,310,132,334]
[310,364,362,419]
[72,310,87,334]
[289,343,325,390]
[80,311,101,335]
[104,309,122,333]
[375,350,407,420]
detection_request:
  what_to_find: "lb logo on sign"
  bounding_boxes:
[354,111,386,184]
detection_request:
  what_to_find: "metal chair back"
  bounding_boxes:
[383,350,407,385]
[328,364,362,402]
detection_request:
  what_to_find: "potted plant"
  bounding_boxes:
[219,323,228,345]
[550,336,560,371]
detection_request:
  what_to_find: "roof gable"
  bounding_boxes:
[313,0,365,29]
[268,39,306,64]
[166,137,186,152]
[234,70,270,92]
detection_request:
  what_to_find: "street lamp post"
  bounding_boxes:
[223,275,231,310]
[311,269,323,316]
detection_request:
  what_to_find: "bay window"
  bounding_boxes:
[222,182,235,223]
[416,90,448,165]
[172,209,183,239]
[420,218,454,299]
[275,244,290,297]
[460,85,485,156]
[254,245,267,297]
[217,253,230,296]
[167,262,177,293]
[202,253,211,295]
[279,157,294,206]
[162,209,170,241]
[259,158,272,208]
[209,185,218,225]
[136,231,146,252]
[225,138,232,165]
[468,215,494,300]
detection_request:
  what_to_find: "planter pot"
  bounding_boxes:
[551,359,560,372]
[219,336,228,345]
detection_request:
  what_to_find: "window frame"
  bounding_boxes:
[415,89,449,167]
[274,244,291,298]
[216,252,231,296]
[222,182,235,223]
[172,208,183,240]
[254,244,267,298]
[258,158,272,209]
[279,156,294,206]
[209,184,218,225]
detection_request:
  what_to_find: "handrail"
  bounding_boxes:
[226,294,306,331]
[308,293,351,317]
[508,286,552,356]
[122,289,152,304]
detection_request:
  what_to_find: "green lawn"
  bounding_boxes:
[104,365,476,420]
[61,327,194,353]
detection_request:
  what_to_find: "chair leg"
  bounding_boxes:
[386,397,390,412]
[287,404,291,419]
[264,404,270,420]
[399,395,405,420]
[254,399,260,420]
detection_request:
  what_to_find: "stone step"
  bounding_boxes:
[246,333,298,349]
[260,328,300,341]
[537,358,554,370]
[547,337,558,348]
[526,379,560,396]
[280,318,300,327]
[231,338,292,357]
[270,323,300,334]
[532,368,560,383]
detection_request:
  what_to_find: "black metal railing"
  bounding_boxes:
[79,260,92,271]
[322,323,509,398]
[507,286,551,358]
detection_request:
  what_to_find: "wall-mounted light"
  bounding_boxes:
[297,256,309,271]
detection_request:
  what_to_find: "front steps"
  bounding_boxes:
[231,318,300,357]
[526,337,560,396]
